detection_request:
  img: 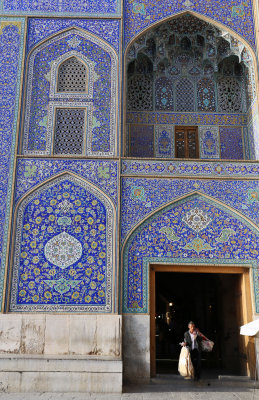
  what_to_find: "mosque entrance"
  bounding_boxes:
[150,265,255,379]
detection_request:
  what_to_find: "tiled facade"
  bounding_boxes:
[0,0,259,322]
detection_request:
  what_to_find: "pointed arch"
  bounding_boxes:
[123,10,259,157]
[51,52,93,97]
[121,192,259,313]
[8,172,116,313]
[125,10,257,61]
[22,27,118,157]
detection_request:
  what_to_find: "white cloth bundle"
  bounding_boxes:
[178,346,194,378]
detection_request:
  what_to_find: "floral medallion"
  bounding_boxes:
[44,232,83,269]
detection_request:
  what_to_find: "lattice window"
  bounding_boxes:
[54,108,85,155]
[218,77,242,112]
[197,78,216,112]
[127,74,153,111]
[175,78,195,112]
[155,77,173,111]
[57,57,87,93]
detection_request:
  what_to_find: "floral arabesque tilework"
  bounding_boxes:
[0,19,25,306]
[123,195,259,313]
[10,174,114,312]
[27,19,120,53]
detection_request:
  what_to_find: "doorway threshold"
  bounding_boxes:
[151,374,258,389]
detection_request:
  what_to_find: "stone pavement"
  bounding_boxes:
[0,376,259,400]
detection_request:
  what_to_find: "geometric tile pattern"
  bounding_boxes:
[10,174,114,312]
[122,195,259,313]
[129,125,154,157]
[220,127,244,160]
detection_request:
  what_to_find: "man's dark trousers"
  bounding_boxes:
[190,349,201,380]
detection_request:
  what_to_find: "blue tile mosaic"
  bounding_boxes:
[199,126,220,159]
[122,195,259,313]
[120,176,259,242]
[122,159,259,179]
[15,159,119,206]
[126,112,247,126]
[23,28,118,156]
[27,19,120,53]
[10,174,115,312]
[124,1,256,50]
[220,127,244,160]
[1,0,121,17]
[0,18,26,306]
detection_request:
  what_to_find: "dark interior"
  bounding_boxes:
[155,272,244,377]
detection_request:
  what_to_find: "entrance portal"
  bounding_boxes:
[150,265,255,379]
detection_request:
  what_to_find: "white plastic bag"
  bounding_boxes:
[199,332,214,352]
[201,339,214,352]
[178,346,194,378]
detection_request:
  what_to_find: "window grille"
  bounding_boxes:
[127,74,153,111]
[218,77,242,112]
[54,108,85,155]
[175,79,195,112]
[57,57,87,92]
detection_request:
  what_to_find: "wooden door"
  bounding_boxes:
[175,126,199,158]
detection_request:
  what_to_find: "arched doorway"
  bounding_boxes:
[122,193,259,382]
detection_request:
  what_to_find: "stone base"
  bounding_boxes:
[0,355,122,393]
[0,314,122,393]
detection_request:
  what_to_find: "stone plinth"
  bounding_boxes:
[0,314,122,393]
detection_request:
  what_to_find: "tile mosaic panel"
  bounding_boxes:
[126,112,247,126]
[23,28,118,156]
[220,127,244,160]
[122,195,259,313]
[199,126,220,159]
[10,174,114,312]
[27,19,120,53]
[0,18,26,306]
[155,125,174,158]
[120,176,259,242]
[124,1,255,50]
[15,159,119,206]
[1,0,121,16]
[122,159,259,179]
[129,125,154,157]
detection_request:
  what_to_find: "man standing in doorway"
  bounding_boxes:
[183,321,202,381]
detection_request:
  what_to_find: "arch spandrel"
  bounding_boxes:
[9,173,115,313]
[122,193,259,314]
[124,8,256,53]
